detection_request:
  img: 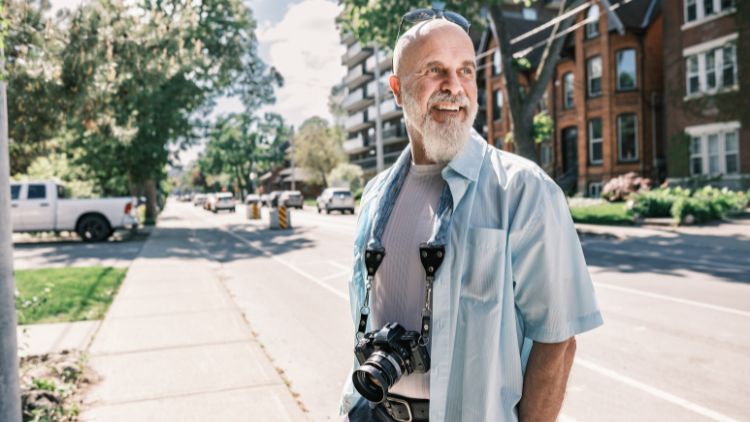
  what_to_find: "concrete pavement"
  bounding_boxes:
[80,204,307,421]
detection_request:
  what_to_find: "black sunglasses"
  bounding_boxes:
[396,8,471,41]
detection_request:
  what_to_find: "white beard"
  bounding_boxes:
[401,88,477,164]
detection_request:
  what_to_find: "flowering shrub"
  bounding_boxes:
[630,186,748,224]
[601,172,651,202]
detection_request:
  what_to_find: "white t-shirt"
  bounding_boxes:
[370,162,445,399]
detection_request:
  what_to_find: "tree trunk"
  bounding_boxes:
[144,178,158,225]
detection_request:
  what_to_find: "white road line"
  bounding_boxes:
[575,358,740,422]
[221,228,348,301]
[327,260,351,271]
[320,270,351,281]
[594,282,750,318]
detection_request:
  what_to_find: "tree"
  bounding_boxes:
[328,162,364,192]
[338,0,583,164]
[200,112,289,199]
[293,117,345,187]
[59,0,282,222]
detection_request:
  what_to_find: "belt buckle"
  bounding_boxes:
[386,396,413,422]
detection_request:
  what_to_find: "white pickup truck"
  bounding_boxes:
[9,180,139,242]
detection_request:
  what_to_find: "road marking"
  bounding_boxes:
[575,358,740,422]
[222,228,348,301]
[320,270,351,281]
[327,260,351,271]
[594,282,750,319]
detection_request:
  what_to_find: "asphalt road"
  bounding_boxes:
[168,202,750,421]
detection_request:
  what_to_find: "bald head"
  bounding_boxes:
[392,19,474,76]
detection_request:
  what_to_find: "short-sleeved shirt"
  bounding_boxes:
[340,130,604,421]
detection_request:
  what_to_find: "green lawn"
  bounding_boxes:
[15,266,127,325]
[569,202,634,226]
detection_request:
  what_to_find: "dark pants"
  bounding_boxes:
[344,398,399,422]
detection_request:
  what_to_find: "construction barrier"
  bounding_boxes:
[246,202,261,220]
[268,206,292,230]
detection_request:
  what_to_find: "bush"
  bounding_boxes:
[602,172,651,202]
[630,186,747,224]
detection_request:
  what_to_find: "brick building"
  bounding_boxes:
[482,0,664,196]
[662,0,748,190]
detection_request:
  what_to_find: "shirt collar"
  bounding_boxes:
[444,128,487,182]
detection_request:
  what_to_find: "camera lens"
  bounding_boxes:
[352,351,404,403]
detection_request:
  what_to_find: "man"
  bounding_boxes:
[341,12,602,422]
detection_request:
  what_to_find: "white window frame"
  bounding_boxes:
[588,118,603,164]
[683,33,739,99]
[616,49,637,91]
[494,89,503,122]
[587,56,602,97]
[588,182,603,198]
[683,0,736,29]
[617,114,639,162]
[585,4,600,39]
[563,72,574,108]
[686,121,741,176]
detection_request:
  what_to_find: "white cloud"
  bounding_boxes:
[255,0,346,128]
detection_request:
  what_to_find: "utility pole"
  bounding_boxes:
[372,43,384,174]
[0,44,22,422]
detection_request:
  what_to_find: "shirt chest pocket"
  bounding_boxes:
[460,227,507,304]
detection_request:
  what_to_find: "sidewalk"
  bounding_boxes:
[80,206,307,421]
[575,214,750,240]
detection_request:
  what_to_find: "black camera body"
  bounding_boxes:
[353,322,430,402]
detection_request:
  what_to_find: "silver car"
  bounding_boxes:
[280,190,304,209]
[316,188,355,214]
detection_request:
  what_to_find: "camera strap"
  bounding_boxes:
[357,149,453,341]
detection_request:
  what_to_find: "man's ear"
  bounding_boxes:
[389,75,402,106]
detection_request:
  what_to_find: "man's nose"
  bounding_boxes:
[440,71,463,97]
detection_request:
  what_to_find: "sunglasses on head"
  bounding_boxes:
[396,8,471,41]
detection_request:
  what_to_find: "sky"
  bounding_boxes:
[48,0,347,166]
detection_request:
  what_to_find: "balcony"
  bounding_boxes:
[344,134,370,154]
[382,121,408,145]
[379,98,402,120]
[344,64,373,90]
[352,154,377,172]
[343,87,373,112]
[342,42,372,67]
[345,111,372,133]
[340,31,356,46]
[365,50,392,74]
[366,79,388,101]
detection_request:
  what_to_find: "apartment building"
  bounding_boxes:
[663,0,748,189]
[482,0,664,196]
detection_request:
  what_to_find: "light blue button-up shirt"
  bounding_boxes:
[341,130,603,421]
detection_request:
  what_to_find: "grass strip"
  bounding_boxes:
[15,266,127,325]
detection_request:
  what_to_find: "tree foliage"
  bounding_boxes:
[328,162,363,192]
[293,116,346,187]
[199,112,289,198]
[338,0,580,164]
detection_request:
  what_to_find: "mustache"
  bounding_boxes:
[426,92,470,109]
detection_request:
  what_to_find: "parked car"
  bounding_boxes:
[9,180,138,242]
[193,193,207,207]
[212,192,236,213]
[244,194,261,205]
[316,188,355,214]
[279,190,304,209]
[204,194,216,211]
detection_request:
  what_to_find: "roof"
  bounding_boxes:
[609,0,661,31]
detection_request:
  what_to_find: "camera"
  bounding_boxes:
[352,322,430,403]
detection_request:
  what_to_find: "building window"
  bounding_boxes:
[685,40,738,97]
[617,114,638,162]
[540,142,553,167]
[588,182,603,198]
[586,5,600,39]
[587,56,602,97]
[685,0,735,24]
[492,50,502,75]
[616,49,637,90]
[563,72,574,108]
[588,118,603,164]
[689,125,740,176]
[493,89,503,122]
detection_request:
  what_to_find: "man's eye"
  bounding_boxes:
[461,67,474,75]
[429,67,440,74]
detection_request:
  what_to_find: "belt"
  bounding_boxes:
[381,394,429,422]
